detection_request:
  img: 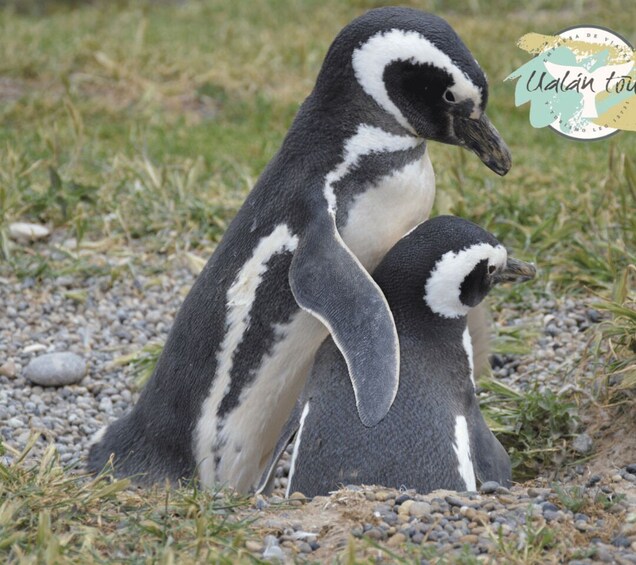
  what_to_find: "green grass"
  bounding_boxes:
[479,379,579,479]
[1,0,636,562]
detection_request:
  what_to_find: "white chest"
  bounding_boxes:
[340,150,435,271]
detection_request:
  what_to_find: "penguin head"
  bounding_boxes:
[315,7,511,175]
[375,216,535,319]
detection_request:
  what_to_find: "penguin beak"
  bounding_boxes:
[492,257,536,285]
[453,113,512,176]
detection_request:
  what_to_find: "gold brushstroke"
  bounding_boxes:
[592,97,636,132]
[517,32,634,65]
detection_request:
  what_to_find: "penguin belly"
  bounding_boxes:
[340,151,435,269]
[202,311,327,492]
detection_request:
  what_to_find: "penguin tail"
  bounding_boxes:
[86,413,190,486]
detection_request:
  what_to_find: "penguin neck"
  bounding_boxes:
[307,84,417,140]
[392,298,477,405]
[278,94,420,174]
[390,293,468,342]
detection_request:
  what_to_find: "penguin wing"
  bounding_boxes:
[289,210,399,427]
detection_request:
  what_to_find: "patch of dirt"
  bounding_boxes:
[0,77,26,102]
[586,403,636,475]
[252,489,377,560]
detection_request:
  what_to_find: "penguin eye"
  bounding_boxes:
[488,265,496,275]
[444,89,456,103]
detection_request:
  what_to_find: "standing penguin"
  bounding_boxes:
[88,8,511,493]
[274,216,535,497]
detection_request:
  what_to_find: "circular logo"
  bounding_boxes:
[547,26,634,140]
[506,26,635,141]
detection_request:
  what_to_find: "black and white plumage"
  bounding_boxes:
[88,8,511,492]
[269,216,535,497]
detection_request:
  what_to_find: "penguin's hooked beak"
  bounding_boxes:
[492,257,536,285]
[453,113,512,176]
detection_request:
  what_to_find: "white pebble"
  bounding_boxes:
[8,222,50,242]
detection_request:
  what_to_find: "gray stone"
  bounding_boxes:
[297,542,312,553]
[395,493,412,505]
[382,512,398,526]
[7,417,24,428]
[262,535,285,560]
[595,546,614,562]
[479,481,500,494]
[365,528,386,541]
[24,352,87,387]
[574,513,589,522]
[612,535,630,548]
[445,495,478,508]
[572,433,593,454]
[408,501,432,518]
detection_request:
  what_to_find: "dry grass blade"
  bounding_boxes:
[0,437,258,563]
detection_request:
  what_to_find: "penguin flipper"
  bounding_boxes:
[254,399,302,495]
[289,210,399,427]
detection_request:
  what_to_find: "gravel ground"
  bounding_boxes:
[0,255,195,467]
[1,248,635,562]
[245,478,636,563]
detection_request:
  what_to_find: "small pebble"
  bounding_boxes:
[544,510,560,522]
[365,528,386,541]
[408,501,432,518]
[445,495,475,508]
[572,433,594,455]
[262,535,285,560]
[395,493,412,505]
[0,360,17,378]
[245,540,263,553]
[297,542,312,553]
[479,481,500,494]
[375,490,393,502]
[595,547,614,563]
[386,533,406,547]
[288,491,308,505]
[612,535,631,548]
[8,222,50,242]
